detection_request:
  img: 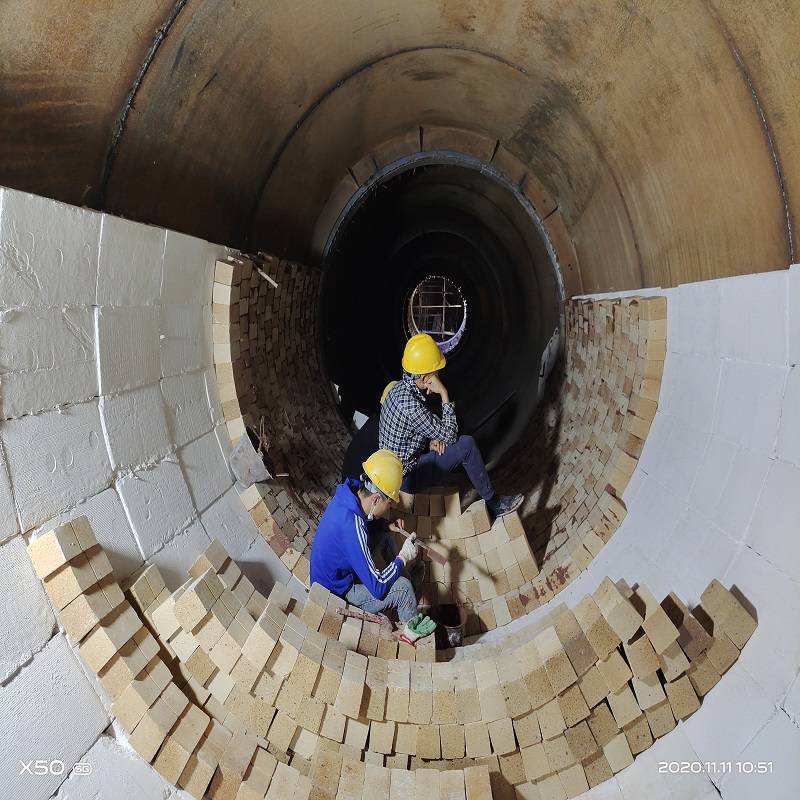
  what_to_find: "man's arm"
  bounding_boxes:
[407,400,458,445]
[347,515,402,600]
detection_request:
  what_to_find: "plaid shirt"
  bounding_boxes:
[378,374,458,474]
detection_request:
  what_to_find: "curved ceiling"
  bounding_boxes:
[1,1,797,293]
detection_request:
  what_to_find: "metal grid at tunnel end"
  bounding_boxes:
[406,275,468,354]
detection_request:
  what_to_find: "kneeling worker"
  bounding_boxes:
[379,333,524,520]
[310,448,435,642]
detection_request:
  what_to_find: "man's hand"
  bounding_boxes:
[398,533,418,564]
[388,520,406,534]
[422,373,449,404]
[429,439,447,455]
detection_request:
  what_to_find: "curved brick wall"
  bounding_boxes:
[26,523,756,798]
[212,256,664,634]
[213,254,349,581]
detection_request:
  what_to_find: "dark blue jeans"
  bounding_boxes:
[401,434,494,500]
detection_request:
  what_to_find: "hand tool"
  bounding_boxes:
[336,606,393,631]
[393,527,448,566]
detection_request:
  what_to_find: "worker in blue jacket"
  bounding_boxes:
[310,449,433,641]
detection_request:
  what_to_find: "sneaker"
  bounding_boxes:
[487,493,524,519]
[460,488,480,513]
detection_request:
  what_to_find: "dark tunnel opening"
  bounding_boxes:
[320,157,562,468]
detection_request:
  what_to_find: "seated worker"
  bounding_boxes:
[379,333,524,520]
[341,381,397,483]
[310,448,435,642]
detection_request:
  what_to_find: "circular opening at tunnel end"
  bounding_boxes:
[406,274,467,354]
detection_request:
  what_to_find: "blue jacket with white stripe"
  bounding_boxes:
[309,478,402,600]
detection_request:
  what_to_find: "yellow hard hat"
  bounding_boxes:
[402,333,446,375]
[380,381,398,405]
[362,449,403,502]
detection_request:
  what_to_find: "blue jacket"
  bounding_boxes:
[310,479,402,600]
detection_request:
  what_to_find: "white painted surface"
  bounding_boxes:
[789,265,799,366]
[656,352,721,432]
[161,230,212,306]
[784,674,800,727]
[776,366,800,467]
[683,663,775,788]
[96,305,161,394]
[689,439,770,543]
[0,535,56,684]
[199,485,260,560]
[0,445,19,542]
[204,366,225,427]
[159,304,207,377]
[619,475,686,570]
[213,421,234,462]
[648,724,717,798]
[673,278,721,357]
[0,634,108,800]
[117,459,196,559]
[100,384,172,471]
[52,734,183,800]
[720,709,800,800]
[0,189,261,798]
[637,413,707,501]
[615,745,673,800]
[746,458,800,581]
[0,307,97,418]
[160,370,215,448]
[1,401,113,532]
[96,214,165,307]
[657,506,738,606]
[149,517,212,591]
[719,271,787,365]
[0,190,100,307]
[722,542,800,705]
[579,778,624,799]
[178,429,233,512]
[713,360,787,457]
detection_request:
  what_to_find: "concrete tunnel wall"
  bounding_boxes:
[1,1,798,288]
[0,1,799,797]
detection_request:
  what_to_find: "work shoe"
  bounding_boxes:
[460,488,480,513]
[398,613,437,645]
[487,493,524,519]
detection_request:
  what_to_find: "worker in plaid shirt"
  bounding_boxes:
[379,334,524,520]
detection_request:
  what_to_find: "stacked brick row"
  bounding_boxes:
[213,255,350,581]
[391,491,539,634]
[27,525,495,799]
[492,296,666,603]
[27,526,755,799]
